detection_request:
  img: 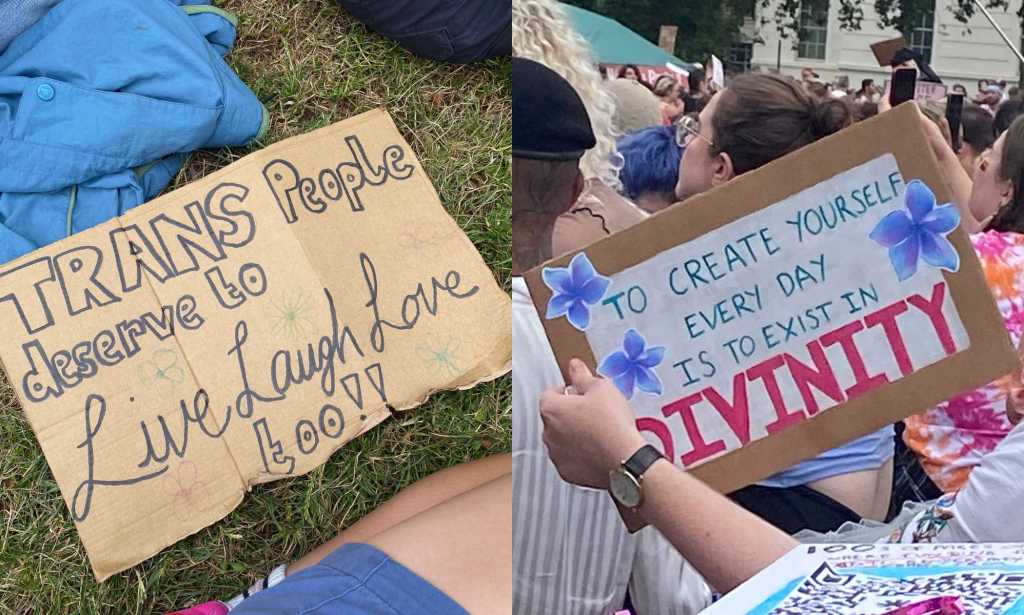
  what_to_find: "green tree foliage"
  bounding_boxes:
[562,0,757,62]
[777,0,1021,41]
[562,0,1021,61]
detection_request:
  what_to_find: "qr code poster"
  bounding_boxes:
[704,543,1024,614]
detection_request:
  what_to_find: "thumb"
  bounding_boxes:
[568,358,599,393]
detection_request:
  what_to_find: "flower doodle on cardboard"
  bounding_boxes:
[870,179,961,281]
[138,348,187,392]
[266,289,317,340]
[163,460,207,523]
[543,252,611,330]
[598,329,665,399]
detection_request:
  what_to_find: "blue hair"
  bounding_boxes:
[616,125,683,201]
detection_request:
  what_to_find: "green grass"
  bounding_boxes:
[0,1,511,612]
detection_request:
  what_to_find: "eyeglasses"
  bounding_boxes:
[675,115,712,148]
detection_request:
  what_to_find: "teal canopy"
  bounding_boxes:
[561,3,697,71]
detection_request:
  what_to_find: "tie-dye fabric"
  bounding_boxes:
[903,230,1024,493]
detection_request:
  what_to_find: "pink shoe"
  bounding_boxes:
[167,601,230,615]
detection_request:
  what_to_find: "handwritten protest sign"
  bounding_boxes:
[524,103,1017,492]
[0,109,511,580]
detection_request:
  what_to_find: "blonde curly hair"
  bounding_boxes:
[513,0,622,190]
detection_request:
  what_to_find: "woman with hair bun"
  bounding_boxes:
[676,74,853,199]
[653,75,685,126]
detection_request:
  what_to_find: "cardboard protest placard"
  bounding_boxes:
[0,108,511,580]
[658,25,678,55]
[524,103,1017,493]
[703,543,1024,614]
[871,36,909,66]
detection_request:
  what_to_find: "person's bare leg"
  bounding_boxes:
[289,454,511,574]
[368,473,512,615]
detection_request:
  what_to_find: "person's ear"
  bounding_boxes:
[709,151,735,188]
[1000,181,1015,209]
[571,170,585,205]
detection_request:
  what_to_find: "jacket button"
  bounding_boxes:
[36,83,55,101]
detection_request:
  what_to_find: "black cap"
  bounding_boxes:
[512,58,596,161]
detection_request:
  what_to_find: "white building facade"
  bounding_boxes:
[748,0,1023,91]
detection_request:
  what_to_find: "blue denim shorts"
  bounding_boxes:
[231,543,470,614]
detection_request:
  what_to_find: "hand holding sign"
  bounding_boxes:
[913,105,981,233]
[540,359,646,490]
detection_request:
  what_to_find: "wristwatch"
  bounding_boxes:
[608,444,664,509]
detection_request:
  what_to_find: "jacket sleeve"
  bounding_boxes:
[0,0,260,193]
[0,78,221,193]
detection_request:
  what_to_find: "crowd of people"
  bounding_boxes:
[512,0,1024,613]
[798,69,1024,118]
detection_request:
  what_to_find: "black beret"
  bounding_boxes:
[512,58,596,161]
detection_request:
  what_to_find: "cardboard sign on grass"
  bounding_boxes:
[524,103,1017,493]
[0,109,511,580]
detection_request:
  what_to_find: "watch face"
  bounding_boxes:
[609,468,642,508]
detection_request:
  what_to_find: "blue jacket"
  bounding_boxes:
[0,0,268,263]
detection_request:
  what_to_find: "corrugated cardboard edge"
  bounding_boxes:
[523,102,1019,493]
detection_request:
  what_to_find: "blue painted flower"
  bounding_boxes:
[869,179,961,281]
[598,329,665,399]
[543,252,611,330]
